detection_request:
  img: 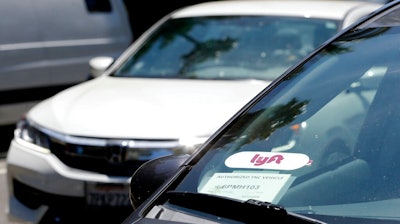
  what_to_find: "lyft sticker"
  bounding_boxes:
[225,152,311,170]
[199,172,293,203]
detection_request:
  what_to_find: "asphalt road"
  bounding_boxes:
[0,125,15,223]
[0,158,7,221]
[0,157,25,224]
[0,158,9,224]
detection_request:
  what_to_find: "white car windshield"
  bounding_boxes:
[113,16,338,81]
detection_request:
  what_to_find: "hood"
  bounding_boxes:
[28,76,269,139]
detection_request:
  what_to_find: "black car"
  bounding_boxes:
[123,1,400,223]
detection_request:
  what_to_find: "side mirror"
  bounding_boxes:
[88,56,114,78]
[129,154,190,209]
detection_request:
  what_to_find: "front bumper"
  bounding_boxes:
[6,138,132,223]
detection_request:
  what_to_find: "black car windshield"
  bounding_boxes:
[112,16,338,80]
[149,8,400,224]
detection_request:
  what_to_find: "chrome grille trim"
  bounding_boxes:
[30,121,181,176]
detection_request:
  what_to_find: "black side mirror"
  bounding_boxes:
[129,154,190,209]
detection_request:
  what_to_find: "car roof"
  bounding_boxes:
[171,0,384,27]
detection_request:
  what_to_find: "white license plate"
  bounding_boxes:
[86,183,131,207]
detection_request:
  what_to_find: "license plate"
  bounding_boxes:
[86,183,131,207]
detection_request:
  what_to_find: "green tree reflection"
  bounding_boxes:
[216,98,309,150]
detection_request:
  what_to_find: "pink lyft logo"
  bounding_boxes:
[251,154,283,166]
[225,151,310,170]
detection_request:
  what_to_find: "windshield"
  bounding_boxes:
[148,12,400,224]
[113,16,338,80]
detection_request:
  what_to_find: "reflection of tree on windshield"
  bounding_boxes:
[244,98,308,143]
[214,98,308,150]
[180,37,235,75]
[132,18,237,77]
[157,19,197,48]
[158,18,237,76]
[230,28,390,147]
[130,19,197,60]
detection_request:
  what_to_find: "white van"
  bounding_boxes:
[0,0,132,126]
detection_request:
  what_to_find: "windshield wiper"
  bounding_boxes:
[166,191,326,224]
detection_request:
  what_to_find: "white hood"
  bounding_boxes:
[28,76,269,139]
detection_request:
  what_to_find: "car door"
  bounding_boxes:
[32,0,133,86]
[0,0,45,92]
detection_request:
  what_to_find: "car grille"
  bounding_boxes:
[46,134,181,177]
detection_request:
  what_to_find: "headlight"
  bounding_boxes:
[15,118,51,153]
